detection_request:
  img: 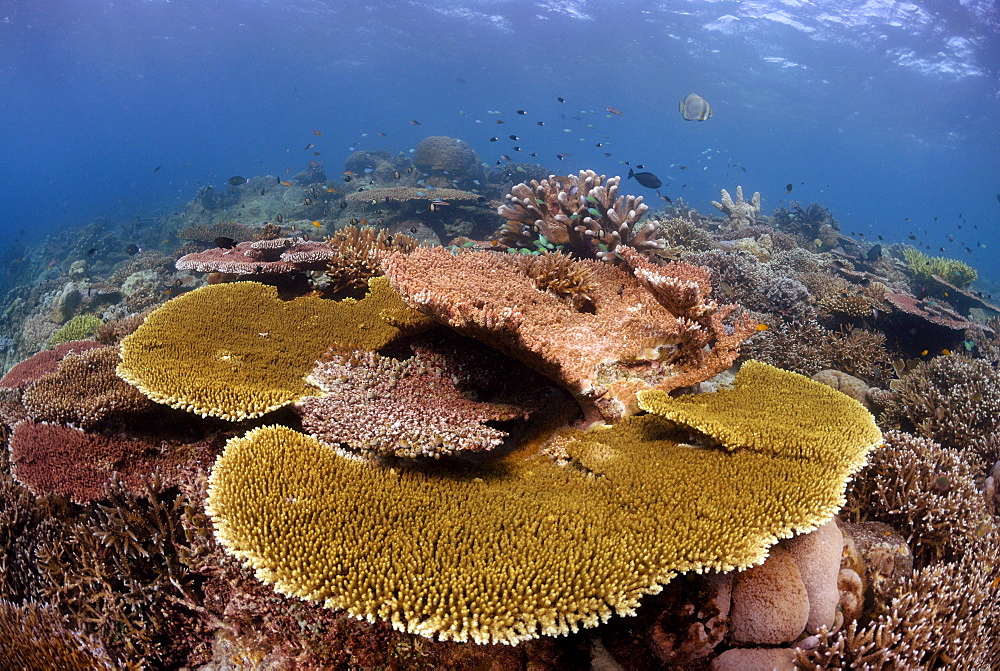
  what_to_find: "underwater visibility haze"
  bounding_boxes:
[2,1,1000,668]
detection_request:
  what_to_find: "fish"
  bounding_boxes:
[785,183,793,193]
[628,168,662,190]
[312,221,322,228]
[410,120,421,125]
[996,194,1000,203]
[606,107,622,115]
[536,121,545,126]
[125,243,141,256]
[920,349,929,356]
[304,143,315,150]
[304,198,313,205]
[516,109,526,115]
[393,171,400,179]
[866,244,882,262]
[636,164,645,169]
[228,176,249,186]
[153,166,161,173]
[85,248,97,256]
[312,152,321,156]
[214,236,237,249]
[343,175,352,182]
[557,96,566,103]
[509,135,519,141]
[276,214,284,223]
[679,93,712,121]
[260,188,266,195]
[281,181,292,186]
[454,77,466,84]
[496,120,505,124]
[311,130,323,136]
[660,195,672,203]
[756,324,769,331]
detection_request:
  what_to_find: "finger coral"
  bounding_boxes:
[497,170,663,260]
[381,247,752,422]
[117,278,432,421]
[206,363,879,646]
[711,186,760,229]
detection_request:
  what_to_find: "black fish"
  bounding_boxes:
[996,193,1000,203]
[343,175,352,182]
[557,96,566,103]
[214,236,237,249]
[153,166,161,173]
[866,244,882,262]
[661,195,672,204]
[628,169,662,190]
[125,243,140,256]
[785,183,793,193]
[489,137,498,142]
[228,176,248,186]
[536,121,545,126]
[260,188,266,195]
[340,201,348,208]
[509,135,519,140]
[85,248,97,256]
[516,109,526,115]
[636,164,645,169]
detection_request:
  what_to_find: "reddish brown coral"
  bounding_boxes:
[0,340,104,392]
[175,237,335,275]
[381,246,752,422]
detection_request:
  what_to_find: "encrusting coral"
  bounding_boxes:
[380,246,754,422]
[496,170,664,260]
[205,362,880,646]
[117,278,432,421]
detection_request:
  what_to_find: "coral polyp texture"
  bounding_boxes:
[380,246,754,422]
[205,363,879,646]
[117,278,430,421]
[497,169,663,260]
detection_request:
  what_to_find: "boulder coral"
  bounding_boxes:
[205,362,880,646]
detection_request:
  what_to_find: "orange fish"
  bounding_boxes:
[324,186,338,193]
[311,221,322,228]
[606,107,622,115]
[941,348,951,355]
[281,181,292,186]
[360,218,368,226]
[920,349,929,356]
[755,324,769,331]
[311,129,323,136]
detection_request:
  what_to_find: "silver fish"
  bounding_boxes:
[679,93,712,121]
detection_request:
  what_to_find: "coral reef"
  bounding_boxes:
[0,599,115,669]
[901,246,978,287]
[175,237,335,276]
[48,313,102,347]
[496,170,663,260]
[412,135,484,189]
[321,224,417,299]
[206,363,877,645]
[771,202,840,249]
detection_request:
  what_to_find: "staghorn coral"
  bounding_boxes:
[890,352,1000,450]
[48,313,102,347]
[297,335,550,458]
[711,185,761,229]
[322,224,418,299]
[21,346,153,430]
[843,430,987,564]
[795,526,1000,669]
[381,246,753,422]
[901,246,977,288]
[496,170,663,260]
[117,278,433,421]
[0,599,116,670]
[206,364,877,646]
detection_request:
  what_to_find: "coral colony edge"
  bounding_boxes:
[1,142,999,669]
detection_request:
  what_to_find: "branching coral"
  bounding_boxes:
[843,430,988,564]
[206,365,877,645]
[0,599,116,669]
[496,170,663,260]
[381,246,753,422]
[515,250,597,311]
[711,186,760,229]
[889,352,1000,450]
[48,314,103,348]
[901,246,977,288]
[297,335,550,458]
[321,224,417,299]
[795,525,1000,669]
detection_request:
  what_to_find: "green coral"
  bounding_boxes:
[902,247,977,288]
[48,314,102,347]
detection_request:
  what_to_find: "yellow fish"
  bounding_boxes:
[311,221,322,228]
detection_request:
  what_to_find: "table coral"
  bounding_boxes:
[117,278,432,421]
[205,363,879,646]
[381,246,753,422]
[496,170,663,260]
[175,237,335,275]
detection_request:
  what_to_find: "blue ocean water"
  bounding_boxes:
[1,0,998,281]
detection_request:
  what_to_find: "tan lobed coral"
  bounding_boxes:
[497,170,664,260]
[206,362,879,646]
[380,246,753,423]
[117,278,432,421]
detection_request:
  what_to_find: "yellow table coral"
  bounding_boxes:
[117,278,431,421]
[206,362,881,645]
